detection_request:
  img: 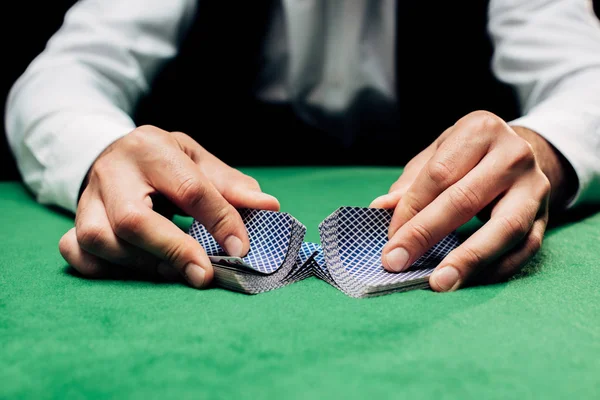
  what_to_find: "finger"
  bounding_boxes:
[475,216,548,285]
[76,196,180,281]
[104,195,215,289]
[172,132,281,212]
[382,147,524,273]
[59,228,111,278]
[428,183,546,292]
[471,175,549,285]
[60,227,180,282]
[370,140,438,209]
[75,193,161,272]
[369,184,408,209]
[219,173,280,211]
[388,119,500,238]
[147,151,249,258]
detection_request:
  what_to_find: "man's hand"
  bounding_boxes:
[59,126,280,288]
[371,111,576,291]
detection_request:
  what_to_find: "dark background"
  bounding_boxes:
[2,1,599,182]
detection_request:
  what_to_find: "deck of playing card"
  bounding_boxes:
[188,209,310,294]
[188,207,459,298]
[318,207,459,297]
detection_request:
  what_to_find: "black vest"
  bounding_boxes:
[134,1,519,166]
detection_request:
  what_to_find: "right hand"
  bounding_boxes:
[58,125,280,288]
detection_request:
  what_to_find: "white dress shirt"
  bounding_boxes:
[5,0,600,213]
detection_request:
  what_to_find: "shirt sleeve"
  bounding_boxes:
[4,0,197,213]
[488,0,600,208]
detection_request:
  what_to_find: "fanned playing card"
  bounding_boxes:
[188,207,459,297]
[318,207,459,298]
[188,209,312,294]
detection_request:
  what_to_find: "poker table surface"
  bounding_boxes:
[2,167,599,399]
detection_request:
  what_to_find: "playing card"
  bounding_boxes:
[319,207,459,297]
[188,207,459,297]
[188,208,307,294]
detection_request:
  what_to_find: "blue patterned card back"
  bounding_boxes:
[188,208,299,274]
[332,207,459,287]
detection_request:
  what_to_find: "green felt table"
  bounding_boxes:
[1,167,599,399]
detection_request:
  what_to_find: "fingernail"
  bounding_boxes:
[223,235,244,257]
[184,263,206,288]
[157,262,180,281]
[431,266,460,292]
[385,247,410,272]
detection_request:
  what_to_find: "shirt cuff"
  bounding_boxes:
[509,110,600,209]
[35,114,135,214]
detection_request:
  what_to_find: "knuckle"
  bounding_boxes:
[113,204,145,239]
[448,185,481,217]
[469,110,503,132]
[163,242,185,268]
[90,154,112,177]
[58,230,104,277]
[498,214,531,241]
[163,236,197,268]
[89,154,120,185]
[526,231,544,255]
[460,245,485,268]
[536,172,552,199]
[426,160,454,188]
[405,221,435,250]
[124,128,149,148]
[126,125,170,150]
[176,176,207,209]
[508,139,536,169]
[133,124,162,138]
[206,206,236,237]
[76,223,108,251]
[400,191,424,219]
[468,110,495,120]
[170,131,195,148]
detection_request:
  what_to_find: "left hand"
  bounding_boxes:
[370,111,574,291]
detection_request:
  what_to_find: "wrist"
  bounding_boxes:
[511,126,577,209]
